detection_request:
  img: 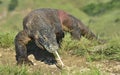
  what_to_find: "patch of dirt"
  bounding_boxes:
[0,48,120,75]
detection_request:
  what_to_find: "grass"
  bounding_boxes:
[0,65,30,75]
[61,33,120,61]
[0,33,15,48]
[82,0,120,16]
[0,64,108,75]
[0,0,120,75]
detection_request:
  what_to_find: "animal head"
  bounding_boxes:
[35,28,59,53]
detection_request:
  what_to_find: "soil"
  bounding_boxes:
[0,48,120,75]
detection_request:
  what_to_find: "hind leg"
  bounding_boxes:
[15,30,33,65]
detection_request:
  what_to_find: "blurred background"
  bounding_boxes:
[0,0,119,33]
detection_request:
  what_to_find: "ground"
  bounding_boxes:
[0,47,120,75]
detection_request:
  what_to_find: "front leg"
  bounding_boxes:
[14,30,33,65]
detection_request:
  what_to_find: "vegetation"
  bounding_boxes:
[0,33,15,48]
[0,0,120,75]
[0,65,105,75]
[82,0,120,16]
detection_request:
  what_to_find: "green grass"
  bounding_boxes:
[61,33,120,61]
[0,64,108,75]
[82,0,120,16]
[0,33,15,48]
[0,65,28,75]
